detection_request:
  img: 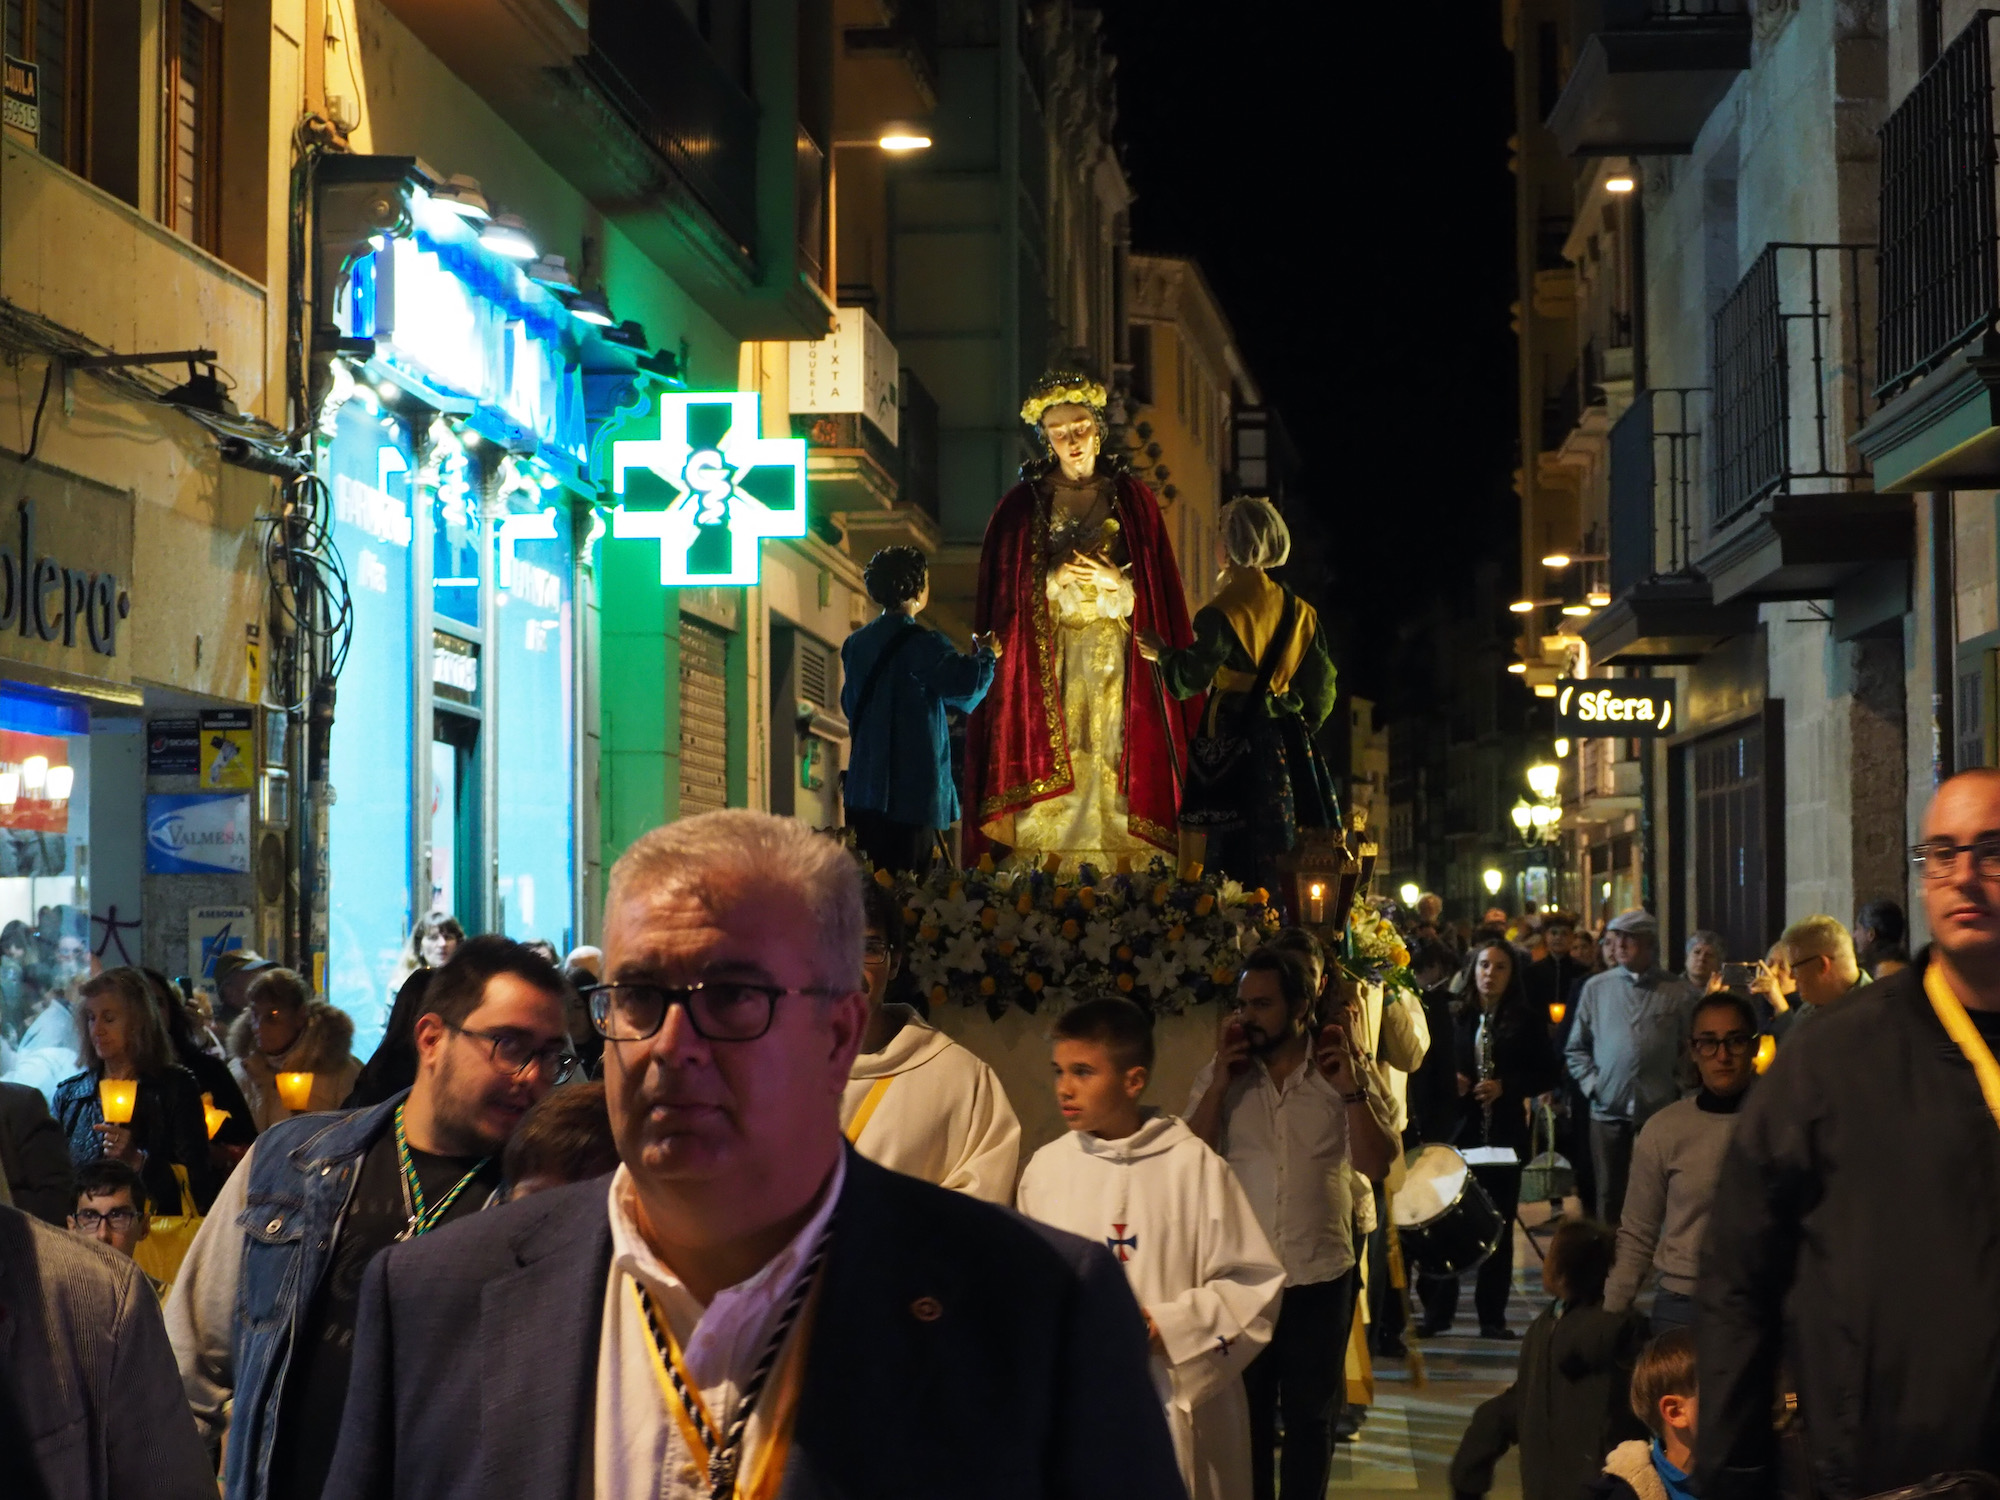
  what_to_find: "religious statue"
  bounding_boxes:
[962,371,1196,870]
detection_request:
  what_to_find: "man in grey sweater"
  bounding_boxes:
[1604,990,1758,1331]
[1565,909,1699,1224]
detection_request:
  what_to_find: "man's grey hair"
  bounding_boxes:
[1686,929,1725,955]
[1219,497,1292,570]
[607,810,866,986]
[1780,914,1857,977]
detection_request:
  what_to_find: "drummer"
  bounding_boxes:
[1186,947,1397,1500]
[1417,937,1564,1340]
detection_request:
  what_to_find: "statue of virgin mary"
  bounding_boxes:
[962,371,1198,871]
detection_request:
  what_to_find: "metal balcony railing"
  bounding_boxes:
[1711,243,1874,530]
[1608,387,1710,592]
[584,0,761,256]
[1875,12,2000,400]
[1586,0,1747,24]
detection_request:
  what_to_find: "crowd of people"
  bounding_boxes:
[5,771,2000,1498]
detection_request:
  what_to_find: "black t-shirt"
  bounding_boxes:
[1968,1006,2000,1050]
[269,1129,499,1499]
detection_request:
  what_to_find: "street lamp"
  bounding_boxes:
[1399,881,1421,907]
[1482,868,1504,896]
[1526,762,1560,800]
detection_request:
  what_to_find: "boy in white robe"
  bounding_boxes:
[841,879,1021,1201]
[1017,997,1284,1500]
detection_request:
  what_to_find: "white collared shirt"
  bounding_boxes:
[593,1153,845,1500]
[1187,1055,1353,1286]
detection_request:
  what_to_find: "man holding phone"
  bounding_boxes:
[1186,947,1395,1500]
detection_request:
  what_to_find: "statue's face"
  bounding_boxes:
[1039,403,1101,481]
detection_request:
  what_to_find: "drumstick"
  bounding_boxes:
[1384,1219,1428,1389]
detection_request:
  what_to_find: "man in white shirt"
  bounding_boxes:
[321,809,1181,1500]
[1187,945,1397,1500]
[842,880,1021,1201]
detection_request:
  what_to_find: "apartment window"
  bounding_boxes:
[5,0,80,168]
[1129,323,1154,405]
[163,1,221,249]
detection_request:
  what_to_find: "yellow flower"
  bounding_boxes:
[1115,973,1134,992]
[1042,852,1063,874]
[919,924,940,942]
[1054,886,1072,908]
[1026,972,1045,992]
[1116,944,1133,961]
[1168,923,1185,941]
[948,881,965,901]
[978,975,997,996]
[978,853,996,874]
[902,907,919,927]
[1016,893,1034,915]
[980,907,999,930]
[930,984,946,1004]
[1254,887,1269,905]
[1062,919,1081,940]
[1179,860,1204,882]
[1392,945,1410,967]
[1078,887,1097,912]
[873,868,894,888]
[1152,883,1169,907]
[1195,894,1215,916]
[998,939,1018,956]
[1211,964,1234,984]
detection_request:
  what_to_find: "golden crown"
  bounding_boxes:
[1019,380,1108,428]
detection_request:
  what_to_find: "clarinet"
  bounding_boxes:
[1476,1011,1496,1143]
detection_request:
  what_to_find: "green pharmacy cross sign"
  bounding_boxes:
[606,391,808,586]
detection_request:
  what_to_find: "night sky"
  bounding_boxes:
[1096,0,1521,704]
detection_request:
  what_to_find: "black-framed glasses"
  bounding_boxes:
[446,1022,578,1083]
[862,938,892,966]
[73,1207,142,1231]
[583,980,843,1042]
[1691,1032,1756,1058]
[1910,837,2000,881]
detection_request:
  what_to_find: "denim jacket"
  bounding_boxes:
[165,1093,404,1500]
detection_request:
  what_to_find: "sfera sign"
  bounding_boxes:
[1555,679,1676,735]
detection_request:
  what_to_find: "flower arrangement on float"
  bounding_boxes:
[882,855,1281,1017]
[1338,895,1417,997]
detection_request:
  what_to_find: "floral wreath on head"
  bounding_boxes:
[1019,371,1110,433]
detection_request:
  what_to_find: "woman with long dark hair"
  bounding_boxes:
[1421,938,1561,1339]
[51,968,220,1213]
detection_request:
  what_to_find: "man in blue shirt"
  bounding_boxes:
[841,546,997,874]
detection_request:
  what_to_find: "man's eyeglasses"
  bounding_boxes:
[862,939,892,967]
[446,1022,578,1083]
[1691,1032,1756,1058]
[73,1207,142,1231]
[1910,838,2000,882]
[583,980,846,1043]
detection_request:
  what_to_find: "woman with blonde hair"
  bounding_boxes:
[1138,497,1337,905]
[51,967,220,1214]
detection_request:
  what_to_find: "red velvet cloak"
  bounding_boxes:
[962,470,1200,858]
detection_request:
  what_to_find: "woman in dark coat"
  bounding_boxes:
[51,967,220,1213]
[1422,937,1563,1338]
[143,968,257,1163]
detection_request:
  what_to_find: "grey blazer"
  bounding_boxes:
[0,1204,214,1500]
[324,1147,1187,1500]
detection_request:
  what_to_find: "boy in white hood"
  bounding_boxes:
[1017,997,1284,1500]
[842,879,1022,1201]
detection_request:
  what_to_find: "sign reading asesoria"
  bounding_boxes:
[1555,678,1677,736]
[605,391,808,586]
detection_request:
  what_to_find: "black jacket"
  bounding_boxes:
[1448,1298,1648,1500]
[0,1082,71,1224]
[1697,963,2000,1499]
[322,1148,1187,1500]
[51,1064,220,1214]
[1451,996,1563,1153]
[1406,980,1462,1142]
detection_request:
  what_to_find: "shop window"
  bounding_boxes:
[431,439,483,631]
[494,508,574,952]
[0,684,92,1050]
[324,404,416,1060]
[161,0,220,251]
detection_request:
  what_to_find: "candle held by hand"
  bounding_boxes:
[98,1078,137,1125]
[275,1071,315,1112]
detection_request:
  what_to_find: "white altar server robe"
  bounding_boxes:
[1017,1111,1285,1500]
[841,1006,1022,1202]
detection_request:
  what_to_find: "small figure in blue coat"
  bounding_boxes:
[842,546,999,875]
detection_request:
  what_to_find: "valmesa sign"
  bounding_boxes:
[1555,679,1676,735]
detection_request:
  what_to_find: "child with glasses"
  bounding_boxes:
[1602,992,1759,1333]
[70,1158,165,1300]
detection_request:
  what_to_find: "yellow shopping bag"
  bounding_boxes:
[131,1164,203,1292]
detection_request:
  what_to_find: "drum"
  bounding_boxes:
[1391,1143,1504,1278]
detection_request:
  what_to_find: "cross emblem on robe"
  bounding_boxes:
[606,391,808,586]
[1106,1223,1138,1262]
